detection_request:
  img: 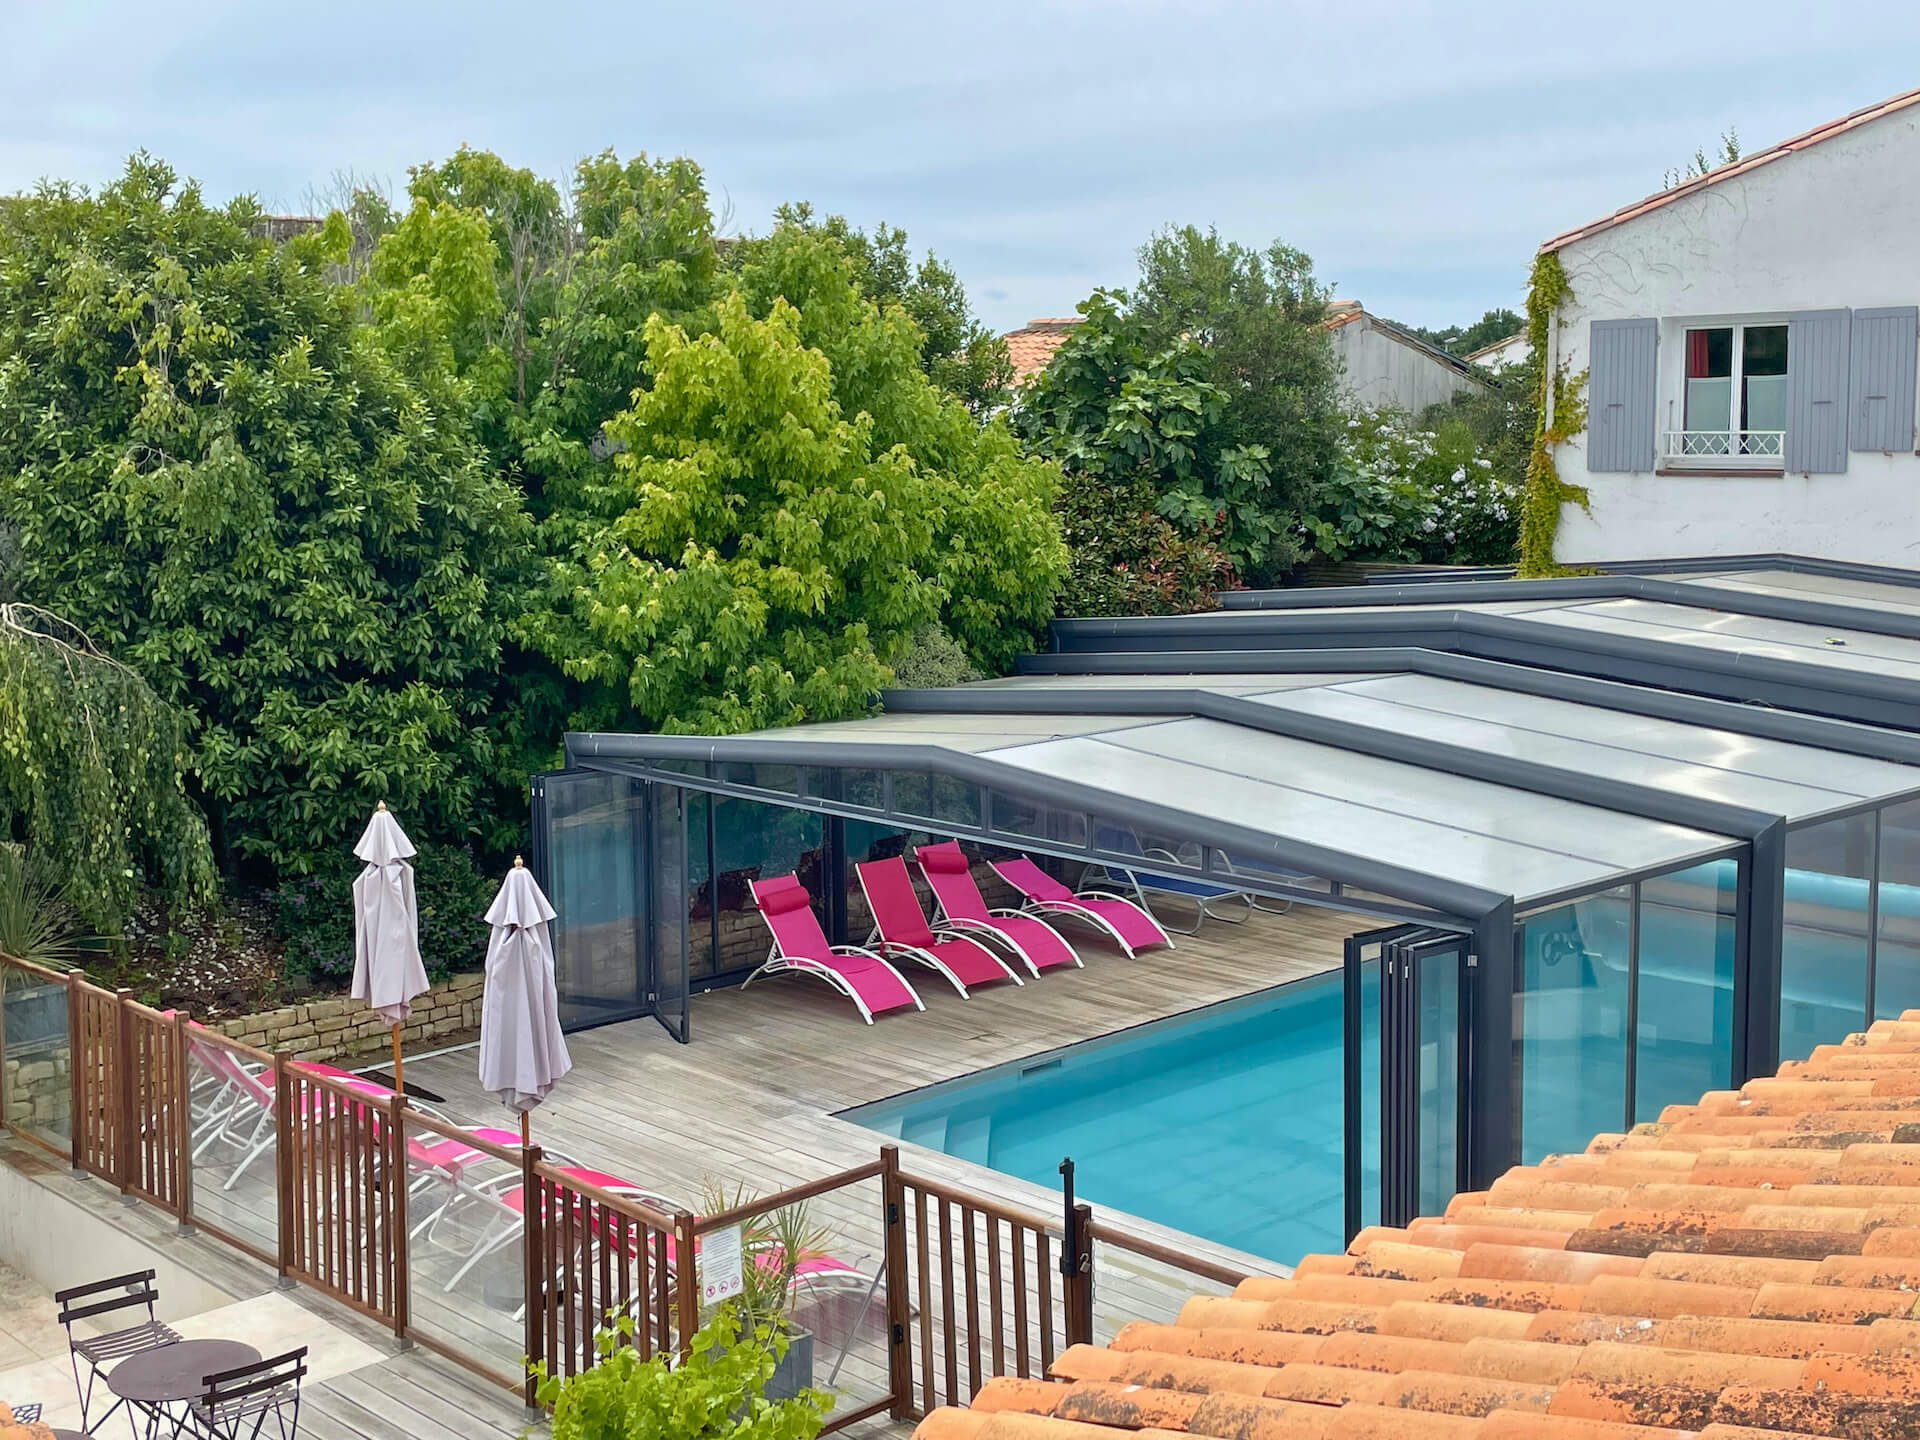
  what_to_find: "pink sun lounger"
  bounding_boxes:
[744,873,924,1023]
[990,856,1174,958]
[912,840,1079,975]
[855,856,1022,997]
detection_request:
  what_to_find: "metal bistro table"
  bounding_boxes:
[106,1339,262,1439]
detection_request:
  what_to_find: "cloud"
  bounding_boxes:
[5,0,1918,333]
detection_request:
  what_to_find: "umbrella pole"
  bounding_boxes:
[520,1111,531,1148]
[391,1023,404,1096]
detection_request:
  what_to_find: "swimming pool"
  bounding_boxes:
[842,972,1378,1264]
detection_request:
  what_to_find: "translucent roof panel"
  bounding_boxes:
[981,718,1733,903]
[951,668,1920,820]
[1670,568,1920,620]
[1249,673,1920,822]
[1519,598,1920,683]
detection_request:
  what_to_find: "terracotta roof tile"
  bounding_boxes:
[1002,318,1084,382]
[908,1012,1920,1440]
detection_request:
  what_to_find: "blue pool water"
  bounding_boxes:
[843,973,1378,1264]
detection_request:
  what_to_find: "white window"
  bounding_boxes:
[1666,322,1789,465]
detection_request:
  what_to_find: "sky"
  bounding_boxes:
[6,1,1920,336]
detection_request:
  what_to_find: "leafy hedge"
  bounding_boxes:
[272,841,497,984]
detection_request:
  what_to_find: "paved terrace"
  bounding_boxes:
[0,1161,535,1440]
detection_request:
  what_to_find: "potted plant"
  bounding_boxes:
[700,1181,833,1402]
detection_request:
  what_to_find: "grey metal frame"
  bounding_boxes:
[1050,610,1920,732]
[1359,552,1920,590]
[1217,573,1920,637]
[1014,645,1920,762]
[566,733,1499,921]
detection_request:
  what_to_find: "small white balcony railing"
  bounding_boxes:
[1663,429,1785,461]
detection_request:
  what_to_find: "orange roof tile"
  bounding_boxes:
[909,1009,1920,1440]
[1003,317,1085,381]
[1541,85,1920,254]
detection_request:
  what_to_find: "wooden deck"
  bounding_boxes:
[403,897,1362,1430]
[18,900,1360,1439]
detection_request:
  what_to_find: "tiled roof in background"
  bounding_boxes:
[911,1013,1920,1439]
[1004,317,1085,381]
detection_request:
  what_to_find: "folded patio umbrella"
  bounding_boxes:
[350,802,429,1090]
[479,857,572,1144]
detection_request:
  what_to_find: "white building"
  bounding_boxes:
[1466,330,1530,374]
[1325,300,1489,415]
[1543,88,1920,567]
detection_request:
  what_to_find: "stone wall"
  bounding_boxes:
[2,1048,68,1132]
[212,971,487,1063]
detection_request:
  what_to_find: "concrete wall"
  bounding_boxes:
[1331,315,1483,414]
[0,1156,236,1321]
[1549,107,1920,566]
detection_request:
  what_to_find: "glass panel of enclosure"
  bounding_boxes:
[1876,798,1920,1021]
[1516,886,1630,1163]
[708,793,826,978]
[1416,945,1461,1216]
[1517,859,1741,1162]
[1633,858,1736,1124]
[1780,812,1875,1061]
[651,786,690,1042]
[545,771,647,1031]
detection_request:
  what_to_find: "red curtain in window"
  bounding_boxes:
[1686,329,1710,379]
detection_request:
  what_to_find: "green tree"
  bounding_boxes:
[0,156,535,877]
[357,148,724,841]
[0,606,214,933]
[1130,225,1342,583]
[1011,291,1244,613]
[735,204,1015,414]
[530,223,1063,732]
[1414,307,1525,359]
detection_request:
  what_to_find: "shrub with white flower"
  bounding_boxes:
[1299,406,1520,567]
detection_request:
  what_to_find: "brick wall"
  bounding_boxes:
[213,972,487,1063]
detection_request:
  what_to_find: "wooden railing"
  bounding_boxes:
[0,956,1249,1426]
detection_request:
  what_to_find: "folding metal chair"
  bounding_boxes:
[54,1269,181,1434]
[184,1349,307,1440]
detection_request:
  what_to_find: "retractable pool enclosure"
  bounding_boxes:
[530,555,1920,1250]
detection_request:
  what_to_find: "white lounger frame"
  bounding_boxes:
[741,943,925,1024]
[854,868,1024,999]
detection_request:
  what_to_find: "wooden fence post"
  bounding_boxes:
[880,1145,913,1420]
[387,1093,410,1343]
[522,1144,544,1411]
[64,971,83,1177]
[1064,1202,1095,1349]
[114,990,135,1196]
[675,1209,701,1364]
[171,1011,193,1231]
[272,1052,295,1287]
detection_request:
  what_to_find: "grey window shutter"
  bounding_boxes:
[1849,306,1918,453]
[1587,318,1656,473]
[1785,309,1851,473]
